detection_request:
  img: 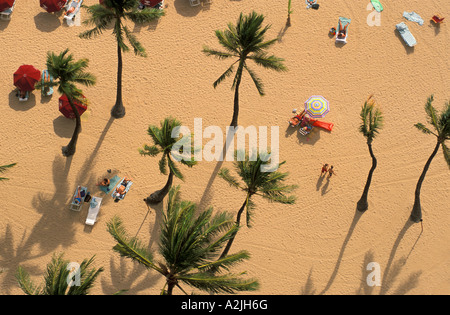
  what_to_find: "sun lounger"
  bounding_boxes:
[63,0,82,20]
[305,0,317,9]
[336,17,351,44]
[0,0,15,20]
[396,22,417,47]
[85,197,102,225]
[70,185,87,211]
[189,0,200,6]
[18,90,29,102]
[111,178,133,201]
[41,70,54,96]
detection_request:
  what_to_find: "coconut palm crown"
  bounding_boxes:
[410,95,450,222]
[203,11,287,127]
[107,186,259,295]
[80,0,164,118]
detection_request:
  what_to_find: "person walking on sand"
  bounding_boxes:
[328,166,336,178]
[321,163,329,176]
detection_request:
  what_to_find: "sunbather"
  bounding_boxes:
[113,177,132,199]
[96,178,110,187]
[74,186,84,204]
[337,20,349,38]
[337,25,348,38]
[65,0,81,16]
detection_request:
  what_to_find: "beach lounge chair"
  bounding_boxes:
[41,70,53,96]
[17,90,29,102]
[431,15,445,24]
[189,0,200,6]
[70,186,87,211]
[305,0,317,9]
[336,17,351,44]
[63,0,82,21]
[111,177,133,201]
[0,0,15,20]
[396,22,417,47]
[85,197,102,225]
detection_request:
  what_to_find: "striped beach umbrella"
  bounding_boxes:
[304,95,330,118]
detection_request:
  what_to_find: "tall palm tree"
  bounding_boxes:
[202,11,287,127]
[357,95,383,212]
[16,253,104,295]
[218,150,297,258]
[38,49,96,157]
[410,95,450,222]
[139,117,196,204]
[107,186,259,295]
[0,163,16,181]
[80,0,164,118]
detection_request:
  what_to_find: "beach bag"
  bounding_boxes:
[312,4,319,9]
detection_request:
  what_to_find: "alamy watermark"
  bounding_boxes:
[367,3,382,26]
[170,118,280,172]
[67,262,81,287]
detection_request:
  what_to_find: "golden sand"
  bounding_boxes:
[0,0,449,294]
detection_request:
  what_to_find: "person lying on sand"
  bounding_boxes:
[113,177,132,199]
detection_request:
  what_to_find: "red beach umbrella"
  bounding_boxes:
[13,65,41,92]
[40,0,68,13]
[0,0,14,12]
[59,94,88,119]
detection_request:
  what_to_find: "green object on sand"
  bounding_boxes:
[371,0,383,12]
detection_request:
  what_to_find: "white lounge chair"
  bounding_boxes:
[396,22,417,47]
[85,197,102,225]
[189,0,200,6]
[18,91,29,102]
[0,0,15,20]
[70,186,87,211]
[63,0,83,20]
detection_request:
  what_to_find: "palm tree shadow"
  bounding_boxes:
[197,131,236,211]
[379,217,422,295]
[300,268,317,295]
[355,250,377,295]
[101,256,160,294]
[319,207,363,295]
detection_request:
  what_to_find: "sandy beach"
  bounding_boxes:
[0,0,449,295]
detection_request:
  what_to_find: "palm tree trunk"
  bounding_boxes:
[357,142,377,212]
[62,97,81,157]
[219,196,249,259]
[230,65,243,128]
[111,41,125,118]
[410,140,441,222]
[145,169,173,204]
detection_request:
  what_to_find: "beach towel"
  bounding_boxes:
[99,175,120,194]
[403,11,424,26]
[396,22,417,47]
[370,0,383,13]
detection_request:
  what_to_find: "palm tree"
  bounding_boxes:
[0,163,16,181]
[139,117,196,204]
[357,95,383,212]
[218,150,297,258]
[37,49,96,157]
[107,186,259,295]
[202,11,287,127]
[16,253,104,295]
[410,95,450,222]
[80,0,164,118]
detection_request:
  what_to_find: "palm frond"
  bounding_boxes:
[123,25,146,57]
[243,63,264,95]
[15,266,42,295]
[0,163,16,181]
[107,216,163,274]
[179,271,259,294]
